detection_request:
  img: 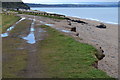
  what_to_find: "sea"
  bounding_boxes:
[31,7,118,24]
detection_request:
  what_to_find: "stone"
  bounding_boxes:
[76,33,79,36]
[96,23,107,28]
[92,61,98,69]
[95,47,105,60]
[68,22,71,25]
[71,27,76,32]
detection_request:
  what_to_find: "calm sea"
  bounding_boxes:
[31,7,118,24]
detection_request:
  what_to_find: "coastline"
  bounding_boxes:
[31,7,118,25]
[66,15,118,25]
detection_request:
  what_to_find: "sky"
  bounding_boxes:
[22,0,119,4]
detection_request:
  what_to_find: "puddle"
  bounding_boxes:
[28,18,33,20]
[7,25,15,31]
[45,24,54,27]
[22,20,36,44]
[30,27,35,32]
[16,18,25,24]
[1,33,8,37]
[22,32,36,44]
[1,17,26,38]
[30,20,35,31]
[40,21,46,24]
[45,23,70,33]
[61,30,71,33]
[33,19,36,21]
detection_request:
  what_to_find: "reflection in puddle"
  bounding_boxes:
[22,32,36,44]
[16,18,26,24]
[30,28,35,32]
[45,24,54,27]
[45,23,70,33]
[61,30,71,33]
[1,17,26,38]
[22,20,36,44]
[1,33,8,37]
[7,26,15,31]
[40,21,46,24]
[55,28,71,33]
[40,21,54,27]
[28,18,33,20]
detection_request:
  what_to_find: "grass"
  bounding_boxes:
[1,14,21,33]
[37,25,114,78]
[15,11,65,20]
[2,20,32,78]
[38,14,65,20]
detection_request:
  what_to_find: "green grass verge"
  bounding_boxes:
[38,25,113,78]
[2,14,21,33]
[16,11,65,20]
[38,14,65,20]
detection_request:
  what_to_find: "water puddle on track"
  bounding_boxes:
[45,24,71,33]
[22,19,47,44]
[60,30,71,33]
[1,33,8,37]
[40,21,71,34]
[1,17,26,37]
[40,21,46,24]
[45,24,54,27]
[22,19,36,44]
[22,32,36,44]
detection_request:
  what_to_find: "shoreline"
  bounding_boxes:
[66,15,118,25]
[31,7,118,25]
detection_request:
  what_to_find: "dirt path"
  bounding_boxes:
[3,17,48,78]
[19,20,47,78]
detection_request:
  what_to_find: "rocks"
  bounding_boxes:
[95,52,105,60]
[71,27,76,32]
[71,19,87,24]
[76,33,79,36]
[65,17,87,24]
[95,47,105,60]
[96,23,107,28]
[92,61,98,69]
[68,21,71,25]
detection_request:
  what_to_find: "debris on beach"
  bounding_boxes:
[65,17,87,24]
[96,23,107,28]
[95,47,105,60]
[76,33,79,36]
[68,21,71,25]
[71,27,76,32]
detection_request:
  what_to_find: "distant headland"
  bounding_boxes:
[26,2,118,8]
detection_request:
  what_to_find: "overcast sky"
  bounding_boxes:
[22,0,119,4]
